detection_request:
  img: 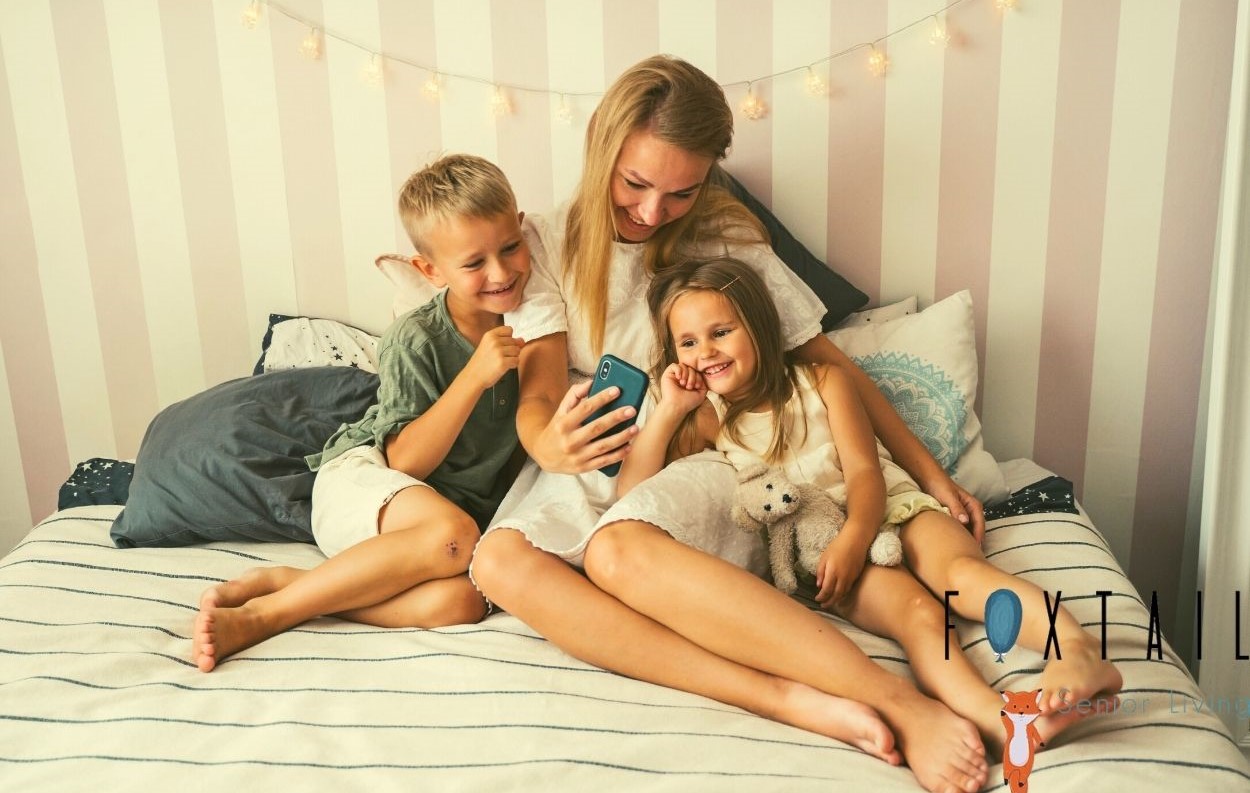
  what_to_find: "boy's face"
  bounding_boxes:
[413,211,530,316]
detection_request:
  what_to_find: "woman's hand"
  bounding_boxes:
[658,363,707,416]
[922,475,986,544]
[529,380,640,474]
[814,531,869,608]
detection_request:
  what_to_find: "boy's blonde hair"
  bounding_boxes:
[566,55,766,355]
[647,256,804,464]
[398,154,517,254]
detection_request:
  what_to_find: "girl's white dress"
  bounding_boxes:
[484,206,826,575]
[709,367,945,525]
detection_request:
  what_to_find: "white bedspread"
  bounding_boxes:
[1,461,1247,792]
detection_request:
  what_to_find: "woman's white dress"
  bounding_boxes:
[485,206,825,575]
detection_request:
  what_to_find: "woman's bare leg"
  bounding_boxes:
[470,528,900,763]
[583,521,987,793]
[900,511,1122,713]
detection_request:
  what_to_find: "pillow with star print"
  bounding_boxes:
[253,313,381,375]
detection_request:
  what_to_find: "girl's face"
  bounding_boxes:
[668,290,758,402]
[611,129,714,243]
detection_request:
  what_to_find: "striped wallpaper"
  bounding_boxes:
[0,0,1237,645]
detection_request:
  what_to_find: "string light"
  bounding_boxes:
[243,0,1008,116]
[362,53,384,86]
[804,67,829,97]
[490,85,512,117]
[867,45,889,77]
[299,27,322,60]
[555,95,574,125]
[240,0,261,30]
[739,83,767,120]
[422,73,442,100]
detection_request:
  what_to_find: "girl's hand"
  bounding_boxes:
[923,476,986,544]
[814,533,869,608]
[658,363,708,416]
[531,380,639,474]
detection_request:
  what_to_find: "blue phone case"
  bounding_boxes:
[582,354,648,477]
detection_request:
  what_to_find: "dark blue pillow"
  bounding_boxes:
[111,367,378,547]
[719,169,869,330]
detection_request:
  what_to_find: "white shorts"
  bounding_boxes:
[481,449,768,576]
[310,445,432,558]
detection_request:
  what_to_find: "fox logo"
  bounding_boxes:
[1001,689,1044,792]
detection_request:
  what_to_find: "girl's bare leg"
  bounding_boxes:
[900,511,1123,713]
[838,565,1095,753]
[582,521,987,793]
[470,529,900,763]
[193,486,483,671]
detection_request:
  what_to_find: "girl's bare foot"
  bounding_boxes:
[769,680,900,764]
[198,566,299,610]
[885,691,988,793]
[1039,637,1123,713]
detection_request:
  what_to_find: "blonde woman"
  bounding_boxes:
[470,55,989,793]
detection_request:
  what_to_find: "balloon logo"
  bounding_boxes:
[985,588,1023,663]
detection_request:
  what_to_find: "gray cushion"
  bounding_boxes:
[719,169,869,330]
[110,367,378,547]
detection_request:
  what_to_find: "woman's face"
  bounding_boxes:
[610,129,715,243]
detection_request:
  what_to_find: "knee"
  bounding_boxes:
[419,580,488,628]
[902,593,950,635]
[944,554,986,592]
[583,522,658,593]
[469,530,534,605]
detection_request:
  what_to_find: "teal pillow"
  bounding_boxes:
[111,367,378,547]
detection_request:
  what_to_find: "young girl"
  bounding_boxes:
[619,256,1124,756]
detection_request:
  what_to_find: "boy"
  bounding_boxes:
[192,154,530,672]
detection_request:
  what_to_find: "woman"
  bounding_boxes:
[470,55,988,793]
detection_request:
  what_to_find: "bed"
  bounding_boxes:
[2,457,1249,792]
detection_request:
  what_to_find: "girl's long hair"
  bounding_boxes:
[647,257,805,463]
[566,55,765,355]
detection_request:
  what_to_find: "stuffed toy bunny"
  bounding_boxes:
[731,462,903,594]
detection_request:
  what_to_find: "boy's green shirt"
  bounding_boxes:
[307,289,519,529]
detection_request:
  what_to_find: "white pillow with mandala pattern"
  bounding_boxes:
[825,290,1009,505]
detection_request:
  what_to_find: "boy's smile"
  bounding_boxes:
[668,290,757,402]
[413,211,531,331]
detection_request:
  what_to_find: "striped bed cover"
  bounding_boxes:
[1,460,1247,792]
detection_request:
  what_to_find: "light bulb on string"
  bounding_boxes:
[241,0,261,30]
[491,85,512,117]
[555,94,574,125]
[995,0,1018,10]
[299,27,322,60]
[362,54,384,86]
[929,16,951,47]
[867,45,889,77]
[739,83,767,120]
[805,67,829,97]
[422,73,441,100]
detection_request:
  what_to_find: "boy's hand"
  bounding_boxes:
[814,532,869,609]
[465,326,525,391]
[658,363,707,416]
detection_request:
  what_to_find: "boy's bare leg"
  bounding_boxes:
[471,528,900,764]
[193,486,481,671]
[900,511,1123,714]
[583,521,987,793]
[837,565,1095,754]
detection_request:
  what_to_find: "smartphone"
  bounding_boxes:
[582,354,648,477]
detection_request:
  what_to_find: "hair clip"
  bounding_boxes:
[719,275,741,291]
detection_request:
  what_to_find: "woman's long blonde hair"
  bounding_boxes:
[566,55,766,355]
[647,257,805,463]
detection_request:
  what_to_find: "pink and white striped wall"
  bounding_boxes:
[0,0,1237,638]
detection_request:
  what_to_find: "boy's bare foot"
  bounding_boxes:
[193,603,280,673]
[1039,637,1123,713]
[769,680,900,764]
[198,566,299,610]
[885,692,987,793]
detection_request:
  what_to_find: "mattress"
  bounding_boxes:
[1,459,1247,792]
